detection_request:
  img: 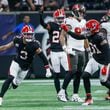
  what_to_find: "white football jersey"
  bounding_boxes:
[101,22,110,45]
[64,17,86,51]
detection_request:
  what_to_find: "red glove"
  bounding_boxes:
[61,24,69,32]
[101,66,107,75]
[74,27,82,35]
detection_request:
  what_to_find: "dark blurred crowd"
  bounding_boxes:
[0,0,110,12]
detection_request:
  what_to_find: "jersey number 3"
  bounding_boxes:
[20,51,28,60]
[52,31,60,43]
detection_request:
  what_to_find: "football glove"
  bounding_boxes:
[61,24,69,32]
[46,68,52,78]
[62,45,76,55]
[62,45,68,53]
[101,66,107,75]
[67,48,76,55]
[100,65,110,82]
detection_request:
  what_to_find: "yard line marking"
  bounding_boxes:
[58,105,110,110]
[94,90,107,94]
[0,79,101,86]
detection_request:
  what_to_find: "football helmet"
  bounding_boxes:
[72,4,86,18]
[21,25,34,42]
[85,19,100,36]
[53,9,66,24]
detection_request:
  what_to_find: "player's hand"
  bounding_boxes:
[61,24,69,32]
[100,65,109,82]
[74,27,82,35]
[101,65,108,75]
[67,48,76,56]
[46,68,52,78]
[62,45,68,53]
[62,45,76,55]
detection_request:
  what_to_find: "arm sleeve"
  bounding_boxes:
[39,12,48,29]
[95,32,106,44]
[34,40,49,67]
[13,37,19,44]
[67,31,86,40]
[33,40,41,51]
[38,52,49,67]
[96,44,110,65]
[94,34,109,65]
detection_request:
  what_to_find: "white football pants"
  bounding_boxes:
[50,51,71,73]
[85,57,110,82]
[9,60,28,85]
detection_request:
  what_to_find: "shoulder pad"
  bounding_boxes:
[98,28,107,37]
[34,40,41,45]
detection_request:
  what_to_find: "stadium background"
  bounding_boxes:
[0,11,105,79]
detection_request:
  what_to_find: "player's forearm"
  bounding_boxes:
[0,45,7,51]
[0,42,14,51]
[39,12,48,29]
[84,39,90,49]
[60,30,67,47]
[6,32,13,38]
[60,34,66,47]
[100,44,109,65]
[38,52,49,67]
[101,44,109,55]
[0,45,11,51]
[67,31,86,40]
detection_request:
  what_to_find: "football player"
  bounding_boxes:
[100,9,110,100]
[61,19,110,105]
[39,9,72,102]
[0,25,52,106]
[58,4,88,102]
[2,15,35,80]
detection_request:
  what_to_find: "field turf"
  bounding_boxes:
[0,79,110,110]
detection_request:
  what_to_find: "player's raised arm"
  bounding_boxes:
[39,10,51,30]
[0,41,14,51]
